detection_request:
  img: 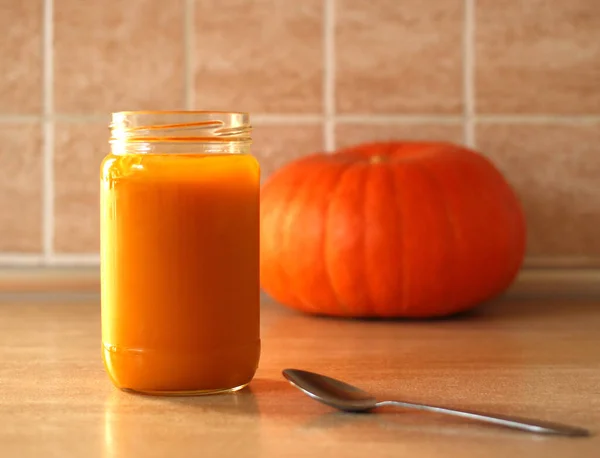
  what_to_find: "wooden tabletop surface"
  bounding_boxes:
[0,295,599,457]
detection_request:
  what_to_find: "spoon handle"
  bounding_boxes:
[376,400,589,436]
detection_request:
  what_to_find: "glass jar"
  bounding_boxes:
[100,111,260,395]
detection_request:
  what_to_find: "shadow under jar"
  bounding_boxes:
[100,111,260,395]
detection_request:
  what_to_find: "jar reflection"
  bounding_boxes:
[103,389,262,458]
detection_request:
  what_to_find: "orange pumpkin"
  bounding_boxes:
[260,142,526,318]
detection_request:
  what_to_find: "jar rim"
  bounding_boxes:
[110,111,251,140]
[109,111,252,154]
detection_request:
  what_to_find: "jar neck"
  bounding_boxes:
[109,111,252,155]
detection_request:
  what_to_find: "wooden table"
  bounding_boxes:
[0,296,598,457]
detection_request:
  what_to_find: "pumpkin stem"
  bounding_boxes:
[368,155,385,164]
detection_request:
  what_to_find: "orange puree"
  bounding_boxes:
[100,152,260,394]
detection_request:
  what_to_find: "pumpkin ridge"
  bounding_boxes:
[349,163,372,316]
[274,187,306,308]
[374,164,401,317]
[277,171,317,312]
[284,160,353,314]
[414,160,457,313]
[472,152,524,305]
[360,165,374,315]
[389,163,408,316]
[323,162,355,316]
[327,162,372,316]
[261,176,304,308]
[432,153,485,309]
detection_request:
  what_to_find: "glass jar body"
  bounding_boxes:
[100,112,260,395]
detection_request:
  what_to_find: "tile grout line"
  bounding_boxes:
[0,115,42,122]
[252,114,326,124]
[337,114,464,123]
[2,254,599,269]
[524,257,600,269]
[476,114,600,123]
[42,0,55,266]
[0,114,108,123]
[0,255,45,267]
[463,0,475,148]
[184,0,194,109]
[2,113,600,124]
[46,254,101,266]
[323,0,335,151]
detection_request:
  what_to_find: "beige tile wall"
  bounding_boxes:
[0,0,598,268]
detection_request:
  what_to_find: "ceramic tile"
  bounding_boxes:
[0,1,43,114]
[336,0,463,114]
[54,0,185,114]
[335,123,465,150]
[0,124,43,252]
[476,0,600,114]
[477,123,600,261]
[53,123,107,253]
[193,0,323,113]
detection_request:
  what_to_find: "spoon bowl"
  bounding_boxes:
[282,369,590,437]
[283,369,377,412]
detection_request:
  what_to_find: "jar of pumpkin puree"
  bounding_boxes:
[100,111,260,395]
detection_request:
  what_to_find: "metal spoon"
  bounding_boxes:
[282,369,590,437]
